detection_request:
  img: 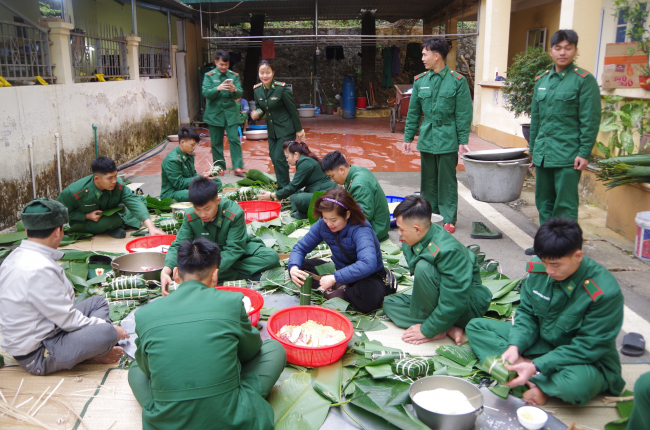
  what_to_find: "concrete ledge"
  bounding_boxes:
[475,124,528,148]
[606,182,650,241]
[335,108,392,118]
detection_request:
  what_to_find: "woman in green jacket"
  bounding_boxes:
[250,60,305,190]
[258,141,337,219]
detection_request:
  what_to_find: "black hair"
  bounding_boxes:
[177,238,222,280]
[26,226,59,239]
[214,50,230,63]
[321,150,349,172]
[258,59,275,72]
[551,29,579,48]
[188,177,220,206]
[313,188,366,226]
[91,156,117,175]
[421,37,450,60]
[393,195,432,226]
[283,141,320,163]
[178,126,200,143]
[533,218,583,259]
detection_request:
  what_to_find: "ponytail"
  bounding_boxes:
[282,141,320,163]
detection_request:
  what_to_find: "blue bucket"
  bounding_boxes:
[386,196,405,227]
[247,125,268,131]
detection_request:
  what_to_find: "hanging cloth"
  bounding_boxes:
[382,47,393,88]
[262,41,275,59]
[391,45,401,76]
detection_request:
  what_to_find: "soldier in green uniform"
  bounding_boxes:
[527,30,601,255]
[160,126,222,202]
[160,177,279,294]
[321,151,390,242]
[129,238,286,430]
[466,218,625,406]
[202,50,245,176]
[57,157,164,239]
[629,372,650,429]
[250,60,305,189]
[383,196,491,345]
[257,141,337,219]
[403,37,473,234]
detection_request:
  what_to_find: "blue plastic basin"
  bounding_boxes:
[386,196,405,227]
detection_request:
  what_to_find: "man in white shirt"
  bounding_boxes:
[0,198,128,375]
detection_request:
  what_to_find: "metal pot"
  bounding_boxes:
[111,252,166,281]
[409,375,483,430]
[461,155,530,203]
[170,202,193,220]
[243,130,268,140]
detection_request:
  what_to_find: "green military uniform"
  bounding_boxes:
[530,63,601,225]
[628,372,650,429]
[275,155,337,214]
[160,146,222,202]
[128,280,286,430]
[57,175,150,235]
[404,65,473,224]
[202,68,244,170]
[466,256,625,406]
[383,223,491,337]
[164,199,279,282]
[343,165,390,242]
[253,81,303,189]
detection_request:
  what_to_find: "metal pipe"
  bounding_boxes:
[201,33,478,40]
[131,0,137,35]
[167,10,172,76]
[28,140,36,199]
[315,0,318,47]
[55,133,62,192]
[93,125,99,158]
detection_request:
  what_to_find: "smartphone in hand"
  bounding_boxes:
[223,78,233,85]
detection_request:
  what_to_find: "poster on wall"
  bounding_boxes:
[602,43,648,89]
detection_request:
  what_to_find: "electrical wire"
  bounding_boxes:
[116,139,170,171]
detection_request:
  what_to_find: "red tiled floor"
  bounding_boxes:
[121,115,500,176]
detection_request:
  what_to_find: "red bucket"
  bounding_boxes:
[237,201,281,224]
[356,97,367,109]
[216,286,264,326]
[125,235,177,253]
[267,306,353,367]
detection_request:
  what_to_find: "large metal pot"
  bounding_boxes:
[461,155,530,203]
[111,252,166,281]
[409,375,483,430]
[170,202,193,221]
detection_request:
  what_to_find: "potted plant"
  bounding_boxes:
[614,0,650,90]
[501,47,554,142]
[596,95,650,158]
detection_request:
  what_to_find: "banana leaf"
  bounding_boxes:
[342,403,404,430]
[604,418,629,430]
[493,290,521,304]
[322,297,350,312]
[16,221,24,231]
[68,261,89,280]
[435,342,477,367]
[269,373,330,430]
[98,206,126,216]
[312,360,343,403]
[236,178,256,186]
[342,352,372,368]
[307,191,327,225]
[365,364,394,379]
[59,249,124,261]
[66,272,88,294]
[487,302,513,317]
[380,240,401,256]
[0,231,26,244]
[260,306,280,321]
[0,247,13,259]
[347,315,387,331]
[109,302,132,322]
[352,340,403,356]
[488,384,511,399]
[315,261,336,275]
[146,196,175,213]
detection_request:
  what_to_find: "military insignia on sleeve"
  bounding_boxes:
[186,212,200,222]
[427,242,440,258]
[228,70,238,76]
[573,67,590,78]
[223,209,236,221]
[118,184,123,191]
[275,81,286,86]
[73,189,89,200]
[207,70,215,76]
[414,72,427,81]
[526,257,547,273]
[535,70,550,82]
[583,279,604,302]
[450,70,463,80]
[253,83,262,89]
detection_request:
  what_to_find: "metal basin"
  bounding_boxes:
[111,252,166,281]
[171,202,193,220]
[410,375,483,430]
[243,130,268,140]
[464,148,528,161]
[461,155,530,203]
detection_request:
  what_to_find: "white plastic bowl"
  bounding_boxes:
[298,107,317,118]
[517,406,548,430]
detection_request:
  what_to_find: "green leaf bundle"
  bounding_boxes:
[483,355,516,384]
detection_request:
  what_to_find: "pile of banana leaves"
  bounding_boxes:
[596,154,650,189]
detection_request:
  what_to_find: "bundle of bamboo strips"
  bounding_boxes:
[596,154,650,189]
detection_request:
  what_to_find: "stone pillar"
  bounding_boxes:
[46,21,74,85]
[361,9,376,99]
[447,19,458,71]
[171,45,178,78]
[559,0,601,72]
[125,35,141,80]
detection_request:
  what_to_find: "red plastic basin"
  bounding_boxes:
[237,201,281,224]
[216,286,264,326]
[126,235,177,253]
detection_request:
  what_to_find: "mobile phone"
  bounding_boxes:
[224,78,233,85]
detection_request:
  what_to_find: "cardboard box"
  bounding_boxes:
[602,43,648,89]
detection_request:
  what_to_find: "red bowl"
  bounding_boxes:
[216,286,264,326]
[237,201,281,224]
[267,306,353,367]
[126,235,177,253]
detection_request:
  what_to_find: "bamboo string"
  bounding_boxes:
[31,378,64,417]
[15,396,33,409]
[10,379,23,406]
[27,387,48,415]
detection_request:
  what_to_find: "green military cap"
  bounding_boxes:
[21,198,68,230]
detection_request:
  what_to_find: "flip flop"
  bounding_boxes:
[621,332,646,357]
[233,168,246,177]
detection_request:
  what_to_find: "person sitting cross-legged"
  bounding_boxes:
[382,195,491,345]
[160,177,279,294]
[465,218,626,406]
[128,238,286,430]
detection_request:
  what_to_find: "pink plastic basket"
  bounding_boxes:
[215,286,264,326]
[125,235,176,253]
[237,201,281,224]
[267,306,353,367]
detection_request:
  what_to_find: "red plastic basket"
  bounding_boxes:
[125,235,177,253]
[237,201,281,224]
[216,286,264,326]
[267,306,354,367]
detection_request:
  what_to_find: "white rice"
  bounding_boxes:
[413,388,476,415]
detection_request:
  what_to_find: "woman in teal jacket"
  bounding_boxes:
[258,141,337,219]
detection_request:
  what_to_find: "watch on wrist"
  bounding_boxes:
[533,363,542,377]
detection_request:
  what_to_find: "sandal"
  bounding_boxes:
[233,168,246,177]
[621,332,646,357]
[443,223,456,234]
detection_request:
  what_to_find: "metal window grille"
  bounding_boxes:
[138,33,171,78]
[70,20,129,81]
[0,20,54,83]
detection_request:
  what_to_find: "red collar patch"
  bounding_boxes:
[583,278,604,302]
[223,209,236,221]
[73,189,88,200]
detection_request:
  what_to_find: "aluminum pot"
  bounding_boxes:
[170,202,193,220]
[409,375,483,430]
[111,252,166,281]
